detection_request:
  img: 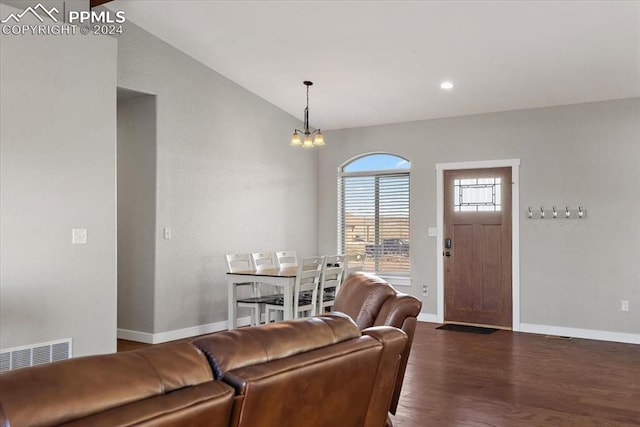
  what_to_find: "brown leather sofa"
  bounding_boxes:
[333,272,422,416]
[0,313,407,427]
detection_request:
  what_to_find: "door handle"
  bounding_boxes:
[444,251,451,257]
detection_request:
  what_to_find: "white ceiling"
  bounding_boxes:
[109,0,640,131]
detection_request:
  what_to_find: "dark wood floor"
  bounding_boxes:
[390,323,640,426]
[118,322,640,426]
[117,338,153,352]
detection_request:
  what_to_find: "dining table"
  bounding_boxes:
[227,266,298,329]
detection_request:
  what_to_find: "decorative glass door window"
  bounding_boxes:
[454,178,501,212]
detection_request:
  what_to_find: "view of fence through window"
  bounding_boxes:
[339,154,410,276]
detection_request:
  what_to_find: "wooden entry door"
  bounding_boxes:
[444,167,512,328]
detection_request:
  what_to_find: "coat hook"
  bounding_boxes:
[565,206,570,218]
[552,206,557,218]
[528,206,533,218]
[578,206,584,218]
[540,206,545,218]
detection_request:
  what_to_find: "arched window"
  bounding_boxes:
[339,153,411,277]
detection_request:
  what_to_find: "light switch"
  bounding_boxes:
[163,227,171,240]
[621,300,630,312]
[428,227,437,237]
[72,228,87,244]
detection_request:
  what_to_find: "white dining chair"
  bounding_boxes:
[265,256,324,322]
[276,250,298,268]
[318,255,345,315]
[251,252,285,321]
[226,253,279,326]
[252,252,276,269]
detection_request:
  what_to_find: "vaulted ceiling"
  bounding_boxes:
[109,1,640,130]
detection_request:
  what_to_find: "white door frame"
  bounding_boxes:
[435,159,521,331]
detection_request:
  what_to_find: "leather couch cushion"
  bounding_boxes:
[193,313,360,379]
[333,273,396,329]
[133,342,214,392]
[374,293,423,329]
[0,342,213,427]
[224,335,385,427]
[61,381,233,427]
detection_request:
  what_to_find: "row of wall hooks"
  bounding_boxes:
[527,206,587,220]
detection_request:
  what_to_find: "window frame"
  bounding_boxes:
[338,153,411,285]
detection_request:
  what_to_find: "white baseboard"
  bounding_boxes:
[417,312,439,323]
[117,329,155,344]
[518,323,640,345]
[120,317,640,346]
[117,316,252,344]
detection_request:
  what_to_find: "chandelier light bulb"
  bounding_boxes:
[290,132,302,146]
[313,132,325,146]
[302,135,314,148]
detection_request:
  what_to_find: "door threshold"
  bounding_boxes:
[444,321,512,331]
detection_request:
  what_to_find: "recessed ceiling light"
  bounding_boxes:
[440,81,454,90]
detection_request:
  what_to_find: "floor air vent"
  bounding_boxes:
[544,335,573,340]
[0,338,72,372]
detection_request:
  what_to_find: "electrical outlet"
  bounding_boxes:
[621,300,629,312]
[72,228,87,245]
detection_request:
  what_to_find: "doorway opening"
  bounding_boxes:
[117,87,157,340]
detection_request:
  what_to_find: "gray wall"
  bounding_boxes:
[319,98,640,335]
[3,2,635,349]
[0,4,118,355]
[117,92,157,333]
[116,22,318,334]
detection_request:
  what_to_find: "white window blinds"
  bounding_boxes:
[339,172,410,276]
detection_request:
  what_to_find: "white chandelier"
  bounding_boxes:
[290,81,325,148]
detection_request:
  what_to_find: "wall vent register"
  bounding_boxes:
[0,338,72,372]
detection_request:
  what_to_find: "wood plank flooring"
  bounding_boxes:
[118,321,640,426]
[389,323,640,426]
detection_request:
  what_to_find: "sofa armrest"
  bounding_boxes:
[334,272,422,416]
[361,327,407,427]
[374,294,421,415]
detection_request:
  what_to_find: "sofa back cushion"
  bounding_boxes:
[134,342,214,391]
[61,381,234,427]
[225,334,384,427]
[0,342,215,427]
[193,313,360,379]
[333,272,396,329]
[374,293,423,329]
